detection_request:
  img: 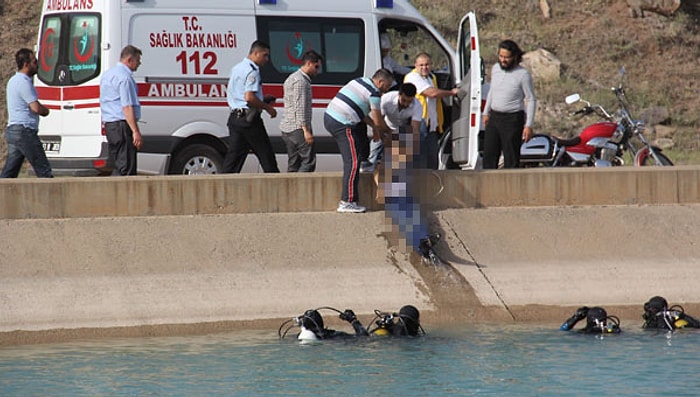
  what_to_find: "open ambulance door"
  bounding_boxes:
[450,12,482,170]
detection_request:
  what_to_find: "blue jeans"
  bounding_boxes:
[1,125,53,178]
[383,125,428,253]
[385,196,428,252]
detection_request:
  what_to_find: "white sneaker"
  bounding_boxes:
[337,200,366,213]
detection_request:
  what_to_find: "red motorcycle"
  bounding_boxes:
[520,71,673,167]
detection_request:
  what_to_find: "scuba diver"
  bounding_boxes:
[278,305,425,342]
[560,306,621,334]
[278,307,368,342]
[367,305,425,337]
[642,296,700,331]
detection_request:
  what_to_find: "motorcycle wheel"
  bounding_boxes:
[635,147,674,166]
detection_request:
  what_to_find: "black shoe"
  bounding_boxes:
[419,233,441,258]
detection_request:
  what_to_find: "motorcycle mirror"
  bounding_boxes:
[617,66,626,88]
[565,94,580,105]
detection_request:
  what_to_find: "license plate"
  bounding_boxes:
[42,141,61,153]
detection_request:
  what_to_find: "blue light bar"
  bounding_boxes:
[375,0,393,8]
[259,0,277,4]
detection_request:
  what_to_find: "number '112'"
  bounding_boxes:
[175,51,218,75]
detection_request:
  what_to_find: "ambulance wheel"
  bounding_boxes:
[170,144,223,175]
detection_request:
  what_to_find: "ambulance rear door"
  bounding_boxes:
[451,11,482,170]
[36,1,106,175]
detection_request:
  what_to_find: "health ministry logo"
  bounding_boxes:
[73,20,95,63]
[285,32,308,65]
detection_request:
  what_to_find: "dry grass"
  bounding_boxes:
[1,0,699,166]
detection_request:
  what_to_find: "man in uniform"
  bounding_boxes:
[100,45,143,176]
[223,40,279,173]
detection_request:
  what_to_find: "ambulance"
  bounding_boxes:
[35,0,482,175]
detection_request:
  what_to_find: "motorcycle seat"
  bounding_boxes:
[553,136,581,147]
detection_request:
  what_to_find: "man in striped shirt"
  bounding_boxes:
[324,69,393,213]
[280,50,323,172]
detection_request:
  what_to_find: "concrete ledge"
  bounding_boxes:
[1,166,699,219]
[3,167,700,344]
[0,172,351,219]
[421,165,700,209]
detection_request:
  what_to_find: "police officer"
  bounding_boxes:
[222,40,279,173]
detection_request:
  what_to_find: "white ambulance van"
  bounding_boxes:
[35,0,482,175]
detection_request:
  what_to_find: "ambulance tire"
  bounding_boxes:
[169,144,224,175]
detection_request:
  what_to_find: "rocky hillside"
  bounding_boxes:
[1,0,699,166]
[412,0,700,163]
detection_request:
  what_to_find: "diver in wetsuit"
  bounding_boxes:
[560,306,621,334]
[369,305,424,337]
[296,309,369,341]
[642,296,700,331]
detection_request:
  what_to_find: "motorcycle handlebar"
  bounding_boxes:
[571,106,593,117]
[570,104,613,121]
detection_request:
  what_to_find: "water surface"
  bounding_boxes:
[1,324,698,396]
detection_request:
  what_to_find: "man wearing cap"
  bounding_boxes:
[380,33,412,76]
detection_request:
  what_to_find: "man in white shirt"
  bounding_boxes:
[381,84,422,135]
[360,34,415,173]
[403,52,459,169]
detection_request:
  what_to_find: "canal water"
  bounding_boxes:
[1,323,699,396]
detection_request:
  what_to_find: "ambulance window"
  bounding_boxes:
[37,16,62,84]
[257,17,364,85]
[379,19,453,89]
[37,13,101,86]
[68,15,100,84]
[324,27,362,73]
